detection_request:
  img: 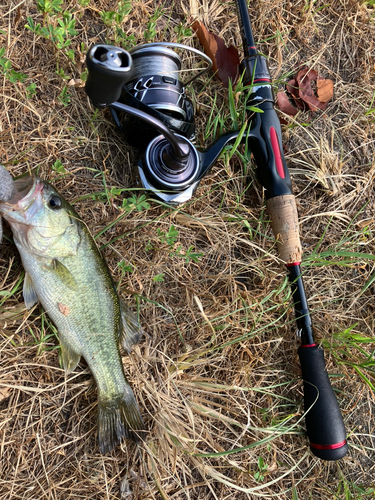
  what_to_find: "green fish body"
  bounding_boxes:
[0,176,145,452]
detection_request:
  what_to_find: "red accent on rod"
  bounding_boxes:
[269,127,285,179]
[253,78,271,82]
[286,262,301,267]
[310,440,347,450]
[300,343,317,348]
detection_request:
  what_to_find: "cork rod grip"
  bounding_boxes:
[266,194,302,264]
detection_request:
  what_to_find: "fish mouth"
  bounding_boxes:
[0,176,44,221]
[7,176,38,204]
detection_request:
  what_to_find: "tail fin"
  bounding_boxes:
[98,387,146,453]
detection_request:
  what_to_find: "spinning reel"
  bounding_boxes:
[85,42,240,204]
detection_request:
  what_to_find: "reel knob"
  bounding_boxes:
[85,45,133,106]
[141,134,200,193]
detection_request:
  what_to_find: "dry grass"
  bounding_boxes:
[1,0,375,498]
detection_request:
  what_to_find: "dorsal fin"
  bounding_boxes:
[119,299,143,353]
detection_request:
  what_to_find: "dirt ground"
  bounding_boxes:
[1,0,375,498]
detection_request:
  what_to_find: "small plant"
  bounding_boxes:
[321,324,375,391]
[52,159,65,173]
[80,68,88,81]
[365,89,375,116]
[100,0,134,47]
[114,29,136,49]
[0,48,27,84]
[145,241,153,252]
[122,194,150,213]
[118,261,134,274]
[174,23,192,43]
[55,66,69,79]
[173,245,203,263]
[204,73,264,144]
[37,0,63,15]
[157,225,179,247]
[292,486,299,500]
[334,464,375,499]
[144,7,164,42]
[156,225,203,263]
[253,456,268,482]
[26,82,37,98]
[100,0,131,26]
[58,85,71,106]
[109,187,123,197]
[66,48,75,61]
[25,8,78,84]
[26,12,78,52]
[152,273,165,282]
[28,312,59,355]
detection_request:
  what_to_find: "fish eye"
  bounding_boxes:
[48,195,62,210]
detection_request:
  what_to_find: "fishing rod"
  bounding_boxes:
[234,0,347,460]
[83,4,347,459]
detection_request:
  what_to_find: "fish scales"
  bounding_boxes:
[21,229,123,388]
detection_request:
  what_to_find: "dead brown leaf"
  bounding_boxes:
[286,78,305,109]
[317,78,334,103]
[276,90,299,116]
[296,68,325,112]
[277,67,334,116]
[192,20,239,88]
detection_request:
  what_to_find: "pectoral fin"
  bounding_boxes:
[119,299,143,353]
[51,259,77,290]
[23,272,39,309]
[59,336,81,373]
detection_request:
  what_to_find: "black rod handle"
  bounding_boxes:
[298,344,348,460]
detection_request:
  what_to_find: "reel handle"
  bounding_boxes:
[298,345,348,460]
[85,44,190,161]
[85,45,133,106]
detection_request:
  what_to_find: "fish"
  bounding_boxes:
[0,164,15,242]
[0,175,146,453]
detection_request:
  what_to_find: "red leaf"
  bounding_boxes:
[286,78,305,110]
[192,20,239,88]
[276,90,298,117]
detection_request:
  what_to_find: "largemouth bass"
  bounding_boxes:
[0,175,145,452]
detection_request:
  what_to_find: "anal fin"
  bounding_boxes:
[23,272,39,309]
[59,335,81,374]
[119,299,143,353]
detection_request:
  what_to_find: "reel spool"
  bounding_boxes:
[113,42,212,151]
[127,45,187,120]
